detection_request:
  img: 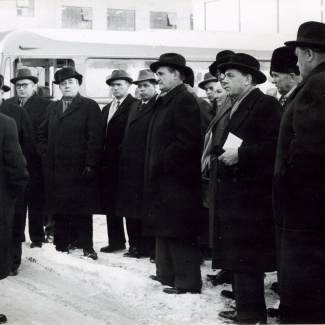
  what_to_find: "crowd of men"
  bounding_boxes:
[0,20,325,324]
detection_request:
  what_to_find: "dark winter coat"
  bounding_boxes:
[116,96,156,219]
[36,93,102,215]
[8,93,51,190]
[273,61,325,311]
[213,88,281,273]
[142,84,203,238]
[99,94,138,215]
[196,97,215,142]
[0,100,33,160]
[0,114,29,279]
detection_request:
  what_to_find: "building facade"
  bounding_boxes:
[0,0,193,31]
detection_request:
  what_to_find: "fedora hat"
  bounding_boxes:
[285,21,325,49]
[150,53,192,77]
[218,53,267,84]
[209,50,235,76]
[106,70,133,86]
[270,46,299,76]
[54,67,83,85]
[133,69,157,84]
[10,68,38,84]
[198,72,218,89]
[0,75,10,92]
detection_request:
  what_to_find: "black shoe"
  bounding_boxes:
[9,269,18,276]
[267,308,280,318]
[221,289,235,300]
[149,275,160,282]
[0,314,7,324]
[56,246,69,253]
[219,310,238,323]
[30,241,42,248]
[100,244,126,253]
[163,287,201,294]
[128,246,137,253]
[83,248,98,260]
[270,281,278,294]
[206,269,232,285]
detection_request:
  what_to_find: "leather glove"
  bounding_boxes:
[82,166,94,181]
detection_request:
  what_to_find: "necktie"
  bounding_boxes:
[139,101,147,111]
[279,95,287,106]
[63,100,71,112]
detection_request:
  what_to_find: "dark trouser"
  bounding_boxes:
[54,214,93,250]
[24,185,45,243]
[44,215,55,238]
[156,237,202,291]
[106,214,126,247]
[125,218,154,254]
[12,192,25,270]
[232,272,266,323]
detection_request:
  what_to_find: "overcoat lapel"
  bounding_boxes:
[60,93,82,118]
[110,94,134,121]
[129,95,156,125]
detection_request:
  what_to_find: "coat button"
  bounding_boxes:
[217,179,221,184]
[233,178,237,183]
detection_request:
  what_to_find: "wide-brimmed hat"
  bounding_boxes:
[209,50,235,76]
[54,67,83,85]
[133,69,157,84]
[0,75,10,92]
[150,53,192,77]
[10,68,39,84]
[218,53,266,84]
[270,46,299,76]
[106,70,133,86]
[285,21,325,49]
[183,67,195,88]
[198,72,218,89]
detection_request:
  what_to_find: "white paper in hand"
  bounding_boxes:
[223,132,243,149]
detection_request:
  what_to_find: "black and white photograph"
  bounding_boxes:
[0,0,325,324]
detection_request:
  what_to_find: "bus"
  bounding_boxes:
[0,29,288,105]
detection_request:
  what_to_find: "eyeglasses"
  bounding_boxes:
[16,82,33,89]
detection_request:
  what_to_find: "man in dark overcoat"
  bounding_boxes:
[0,98,29,323]
[273,21,325,324]
[143,53,203,294]
[214,53,282,324]
[36,67,102,260]
[116,69,157,259]
[8,68,52,248]
[100,70,138,253]
[0,76,33,276]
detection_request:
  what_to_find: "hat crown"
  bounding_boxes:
[216,50,235,61]
[203,72,214,80]
[108,69,132,81]
[156,53,186,67]
[134,69,156,83]
[15,68,36,80]
[270,46,299,74]
[228,53,260,71]
[54,67,83,85]
[297,21,325,42]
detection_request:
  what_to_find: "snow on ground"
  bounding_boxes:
[2,215,280,325]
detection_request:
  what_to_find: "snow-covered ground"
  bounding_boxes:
[2,215,280,325]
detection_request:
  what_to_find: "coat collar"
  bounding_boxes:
[129,94,157,124]
[226,88,263,134]
[110,93,135,121]
[160,83,187,105]
[55,92,82,118]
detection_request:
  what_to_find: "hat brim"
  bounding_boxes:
[198,77,219,89]
[284,40,325,49]
[218,62,267,84]
[132,78,157,85]
[1,85,10,92]
[150,61,193,77]
[106,77,133,86]
[53,75,83,85]
[10,76,39,84]
[209,55,234,76]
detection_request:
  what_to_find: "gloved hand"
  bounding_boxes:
[82,166,94,181]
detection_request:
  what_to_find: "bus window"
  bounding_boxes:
[85,58,155,98]
[13,58,75,100]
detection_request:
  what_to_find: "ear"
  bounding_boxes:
[307,49,314,62]
[244,74,252,85]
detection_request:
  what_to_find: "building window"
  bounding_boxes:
[150,12,177,29]
[16,0,34,17]
[107,9,135,31]
[62,6,93,29]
